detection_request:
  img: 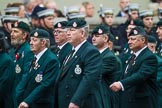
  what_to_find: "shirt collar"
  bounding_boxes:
[73,40,86,55]
[35,48,48,63]
[99,47,108,53]
[58,42,68,50]
[134,46,147,57]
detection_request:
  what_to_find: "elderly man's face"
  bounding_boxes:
[128,35,145,52]
[54,28,67,46]
[10,28,24,46]
[66,28,83,47]
[156,26,162,41]
[30,37,44,54]
[92,34,107,49]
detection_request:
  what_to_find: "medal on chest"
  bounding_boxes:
[74,65,82,75]
[35,71,43,83]
[15,64,21,73]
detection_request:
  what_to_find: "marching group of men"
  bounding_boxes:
[0,1,162,108]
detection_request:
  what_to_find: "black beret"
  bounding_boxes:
[30,29,49,39]
[66,19,87,28]
[54,21,68,29]
[92,24,110,35]
[12,21,30,33]
[128,26,147,37]
[147,35,157,44]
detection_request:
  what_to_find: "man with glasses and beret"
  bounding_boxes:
[110,26,158,108]
[53,21,72,66]
[55,19,103,108]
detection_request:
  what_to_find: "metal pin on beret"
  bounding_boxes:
[92,24,110,35]
[30,29,49,38]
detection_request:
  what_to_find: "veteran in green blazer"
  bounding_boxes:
[110,26,158,108]
[0,32,15,108]
[92,24,120,108]
[55,19,103,108]
[53,21,72,66]
[16,29,60,108]
[9,21,34,87]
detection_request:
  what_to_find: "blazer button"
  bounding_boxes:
[70,75,74,78]
[66,95,70,98]
[65,85,69,89]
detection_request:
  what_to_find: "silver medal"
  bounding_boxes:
[15,64,21,73]
[35,74,43,83]
[74,65,82,75]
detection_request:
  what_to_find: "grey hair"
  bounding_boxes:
[40,38,50,48]
[80,24,89,38]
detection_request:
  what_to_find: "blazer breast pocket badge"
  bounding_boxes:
[15,64,21,73]
[35,71,43,83]
[74,65,82,75]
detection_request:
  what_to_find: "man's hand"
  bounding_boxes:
[18,102,29,108]
[109,81,122,92]
[68,102,79,108]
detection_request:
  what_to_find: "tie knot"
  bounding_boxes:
[130,54,136,62]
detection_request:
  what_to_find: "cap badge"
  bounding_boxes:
[133,30,138,35]
[98,28,103,34]
[58,23,62,28]
[34,32,38,37]
[73,22,77,27]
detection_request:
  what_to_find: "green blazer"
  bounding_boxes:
[16,49,60,108]
[57,43,72,66]
[120,47,158,108]
[156,55,162,108]
[0,51,15,108]
[9,42,34,87]
[100,48,121,108]
[56,41,103,108]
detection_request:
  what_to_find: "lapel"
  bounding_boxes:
[59,41,88,79]
[101,48,110,57]
[59,43,71,55]
[125,47,149,75]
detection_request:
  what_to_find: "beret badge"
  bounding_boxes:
[98,28,103,34]
[133,30,138,35]
[58,23,62,28]
[73,22,77,27]
[34,32,38,37]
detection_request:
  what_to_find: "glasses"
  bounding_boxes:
[53,30,67,34]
